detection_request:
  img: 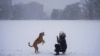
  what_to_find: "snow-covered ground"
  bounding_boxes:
[0,20,100,56]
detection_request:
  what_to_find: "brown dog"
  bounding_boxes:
[28,32,45,54]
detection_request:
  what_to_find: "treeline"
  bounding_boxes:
[51,0,100,20]
[0,0,100,20]
[0,0,12,19]
[12,2,48,20]
[0,1,48,20]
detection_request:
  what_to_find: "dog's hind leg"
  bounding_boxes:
[36,46,39,53]
[34,45,39,54]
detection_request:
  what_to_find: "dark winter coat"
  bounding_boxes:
[55,33,67,52]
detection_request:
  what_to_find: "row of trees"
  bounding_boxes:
[51,3,81,20]
[82,0,100,19]
[0,1,48,20]
[0,0,12,19]
[0,0,100,20]
[51,0,100,20]
[12,2,48,20]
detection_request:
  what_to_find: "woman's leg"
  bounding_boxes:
[54,44,60,55]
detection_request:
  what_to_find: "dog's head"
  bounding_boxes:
[40,32,45,36]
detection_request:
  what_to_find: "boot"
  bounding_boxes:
[54,52,59,55]
[62,52,65,54]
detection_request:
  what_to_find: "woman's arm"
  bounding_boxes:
[57,36,60,43]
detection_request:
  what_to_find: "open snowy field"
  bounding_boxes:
[0,20,100,56]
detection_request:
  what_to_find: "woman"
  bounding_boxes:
[54,32,67,55]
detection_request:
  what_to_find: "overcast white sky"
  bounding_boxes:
[13,0,80,16]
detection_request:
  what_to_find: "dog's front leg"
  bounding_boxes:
[42,40,45,45]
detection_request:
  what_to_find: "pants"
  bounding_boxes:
[55,44,67,53]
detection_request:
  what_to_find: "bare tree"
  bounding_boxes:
[81,0,100,19]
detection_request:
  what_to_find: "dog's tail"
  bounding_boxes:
[28,42,33,47]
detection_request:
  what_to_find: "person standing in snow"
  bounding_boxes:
[54,32,67,55]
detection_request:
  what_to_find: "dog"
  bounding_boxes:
[28,32,45,54]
